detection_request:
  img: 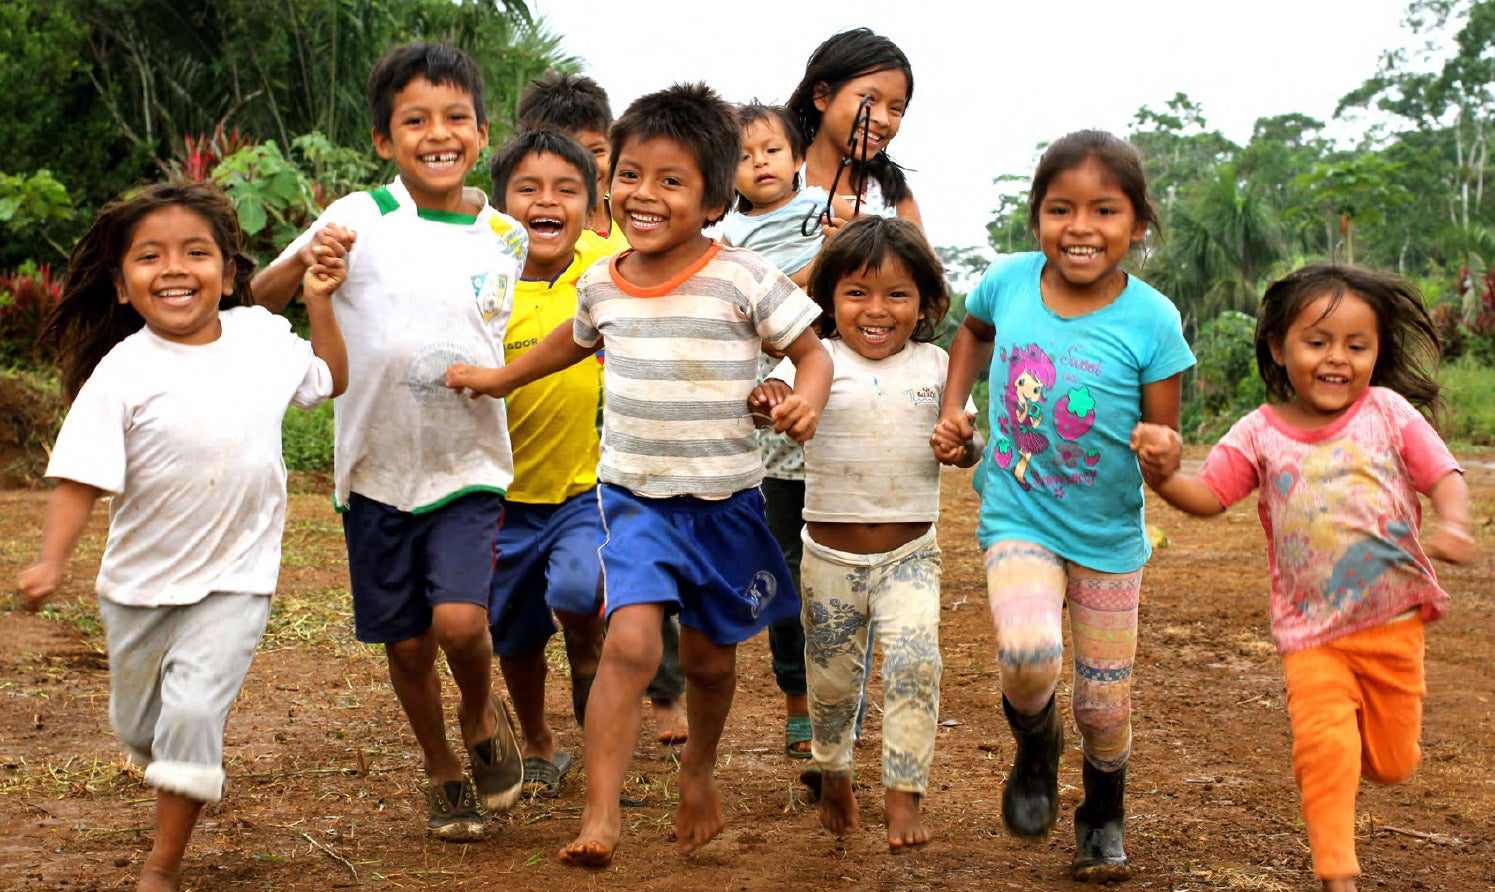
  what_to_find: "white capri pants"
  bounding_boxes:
[99,591,271,803]
[800,526,942,793]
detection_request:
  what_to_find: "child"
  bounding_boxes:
[446,82,833,866]
[786,28,921,230]
[936,129,1195,882]
[722,102,826,288]
[16,182,347,892]
[482,128,608,796]
[250,42,528,842]
[752,216,978,849]
[517,71,627,253]
[1131,265,1473,892]
[516,71,689,743]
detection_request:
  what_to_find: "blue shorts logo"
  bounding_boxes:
[743,570,778,618]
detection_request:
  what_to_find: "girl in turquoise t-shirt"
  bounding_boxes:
[935,129,1194,883]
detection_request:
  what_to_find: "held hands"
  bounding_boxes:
[930,411,979,466]
[1130,422,1183,486]
[445,363,511,400]
[15,560,63,611]
[748,379,819,442]
[299,224,356,279]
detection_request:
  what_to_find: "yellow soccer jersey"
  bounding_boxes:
[504,236,614,503]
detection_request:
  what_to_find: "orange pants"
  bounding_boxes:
[1281,615,1425,880]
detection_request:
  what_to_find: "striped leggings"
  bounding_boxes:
[983,541,1141,769]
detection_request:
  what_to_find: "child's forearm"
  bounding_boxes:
[941,320,994,420]
[250,255,308,314]
[1430,470,1472,529]
[787,344,831,416]
[1149,473,1227,517]
[18,480,102,608]
[305,295,348,397]
[508,322,598,387]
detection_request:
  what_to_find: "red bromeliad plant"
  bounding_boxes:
[0,263,62,366]
[166,125,259,184]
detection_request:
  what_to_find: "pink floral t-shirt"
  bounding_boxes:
[1197,387,1459,654]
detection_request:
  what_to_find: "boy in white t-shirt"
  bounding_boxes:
[251,42,528,842]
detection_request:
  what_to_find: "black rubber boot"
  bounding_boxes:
[1072,760,1130,883]
[1001,694,1063,839]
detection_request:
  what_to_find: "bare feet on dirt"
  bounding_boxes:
[674,766,725,853]
[557,807,621,868]
[818,771,859,835]
[886,789,931,851]
[652,697,688,745]
[135,860,179,892]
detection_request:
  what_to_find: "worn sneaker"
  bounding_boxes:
[426,778,484,842]
[468,697,523,814]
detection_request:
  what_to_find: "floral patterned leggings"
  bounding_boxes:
[800,527,942,793]
[983,540,1141,770]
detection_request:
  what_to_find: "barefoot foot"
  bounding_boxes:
[136,860,180,892]
[818,771,859,836]
[1323,879,1358,892]
[886,789,932,851]
[558,811,621,868]
[675,766,725,854]
[653,698,688,745]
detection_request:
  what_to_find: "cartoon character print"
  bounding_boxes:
[992,343,1100,495]
[1280,441,1425,617]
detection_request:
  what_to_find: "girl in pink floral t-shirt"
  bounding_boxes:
[1131,264,1473,892]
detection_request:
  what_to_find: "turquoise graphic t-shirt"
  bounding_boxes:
[966,252,1195,572]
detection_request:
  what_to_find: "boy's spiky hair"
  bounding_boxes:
[609,82,739,223]
[367,42,486,138]
[517,71,613,134]
[488,129,599,213]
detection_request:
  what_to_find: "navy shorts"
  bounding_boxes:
[489,490,604,657]
[342,490,503,644]
[597,484,799,645]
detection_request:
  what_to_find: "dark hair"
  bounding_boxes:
[785,28,914,207]
[1255,264,1443,423]
[1027,130,1160,238]
[807,216,949,343]
[733,102,806,211]
[517,71,613,134]
[367,42,486,138]
[43,182,253,401]
[488,129,599,213]
[609,82,739,224]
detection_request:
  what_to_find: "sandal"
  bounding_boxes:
[522,750,574,799]
[785,715,813,759]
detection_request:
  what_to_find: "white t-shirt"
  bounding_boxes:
[46,306,333,607]
[774,338,968,523]
[276,177,527,512]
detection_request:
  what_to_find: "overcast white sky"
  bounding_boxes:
[528,0,1417,251]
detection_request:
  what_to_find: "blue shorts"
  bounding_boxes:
[597,484,799,645]
[342,490,503,644]
[489,490,604,657]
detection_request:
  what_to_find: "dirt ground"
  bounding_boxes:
[1,458,1492,891]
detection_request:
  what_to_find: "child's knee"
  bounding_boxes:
[882,642,941,693]
[997,651,1061,707]
[432,605,491,654]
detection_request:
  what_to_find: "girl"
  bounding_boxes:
[752,217,978,850]
[722,102,827,288]
[16,182,348,892]
[1132,265,1472,892]
[786,28,921,231]
[936,129,1195,882]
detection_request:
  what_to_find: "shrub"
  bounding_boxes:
[283,399,334,473]
[0,262,61,367]
[1184,310,1265,441]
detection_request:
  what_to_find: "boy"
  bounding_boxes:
[517,71,627,253]
[516,70,688,745]
[446,82,833,866]
[483,129,608,797]
[250,42,526,842]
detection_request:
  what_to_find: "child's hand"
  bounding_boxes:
[1130,422,1182,484]
[771,394,819,443]
[931,414,978,466]
[749,379,793,428]
[445,363,510,399]
[302,259,347,301]
[16,560,63,611]
[1425,522,1476,564]
[298,223,356,272]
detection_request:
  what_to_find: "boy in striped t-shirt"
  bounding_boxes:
[447,82,831,867]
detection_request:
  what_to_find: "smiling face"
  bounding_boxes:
[1269,290,1381,427]
[372,75,489,212]
[504,151,590,281]
[1035,155,1146,308]
[831,258,922,361]
[736,117,800,213]
[814,68,908,161]
[115,205,232,345]
[609,135,720,273]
